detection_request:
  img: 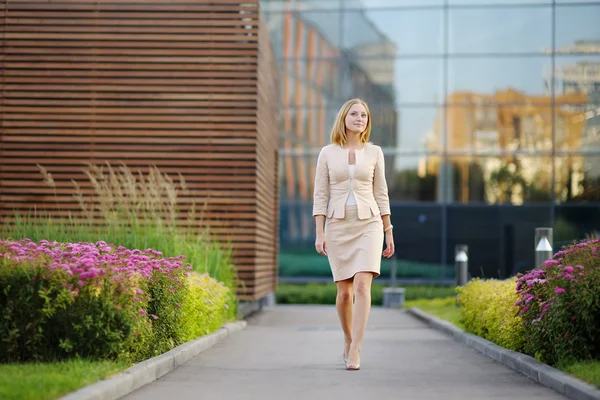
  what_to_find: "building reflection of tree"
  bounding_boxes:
[417,89,593,204]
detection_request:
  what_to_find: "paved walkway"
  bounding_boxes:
[123,305,566,400]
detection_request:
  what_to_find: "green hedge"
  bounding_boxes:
[456,278,524,351]
[276,283,456,305]
[457,238,600,368]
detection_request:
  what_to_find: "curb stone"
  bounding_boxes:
[407,307,600,400]
[61,320,247,400]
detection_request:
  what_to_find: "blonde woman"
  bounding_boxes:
[313,98,395,371]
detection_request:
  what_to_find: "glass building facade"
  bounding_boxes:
[263,0,600,281]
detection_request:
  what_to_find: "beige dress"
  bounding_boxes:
[324,163,383,282]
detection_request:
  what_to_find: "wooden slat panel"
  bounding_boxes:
[0,0,279,302]
[253,10,280,298]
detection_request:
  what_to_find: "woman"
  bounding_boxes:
[312,98,395,371]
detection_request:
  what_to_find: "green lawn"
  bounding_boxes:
[560,361,600,389]
[408,298,599,389]
[0,359,128,400]
[405,296,464,329]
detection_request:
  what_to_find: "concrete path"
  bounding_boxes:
[123,305,566,400]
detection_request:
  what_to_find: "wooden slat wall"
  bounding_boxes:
[255,10,280,299]
[0,0,280,302]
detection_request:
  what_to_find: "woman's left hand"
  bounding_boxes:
[382,230,395,258]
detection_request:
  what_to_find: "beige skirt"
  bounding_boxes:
[324,205,383,282]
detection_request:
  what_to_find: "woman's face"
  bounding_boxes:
[344,103,368,134]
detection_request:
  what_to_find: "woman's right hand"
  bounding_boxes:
[315,232,327,256]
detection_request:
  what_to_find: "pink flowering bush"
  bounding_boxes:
[0,238,231,363]
[516,239,600,365]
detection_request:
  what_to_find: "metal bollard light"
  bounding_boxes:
[383,253,405,308]
[535,227,553,269]
[455,245,468,287]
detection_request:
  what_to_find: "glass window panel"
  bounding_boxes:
[262,0,344,12]
[448,57,553,105]
[449,0,551,4]
[343,8,444,56]
[388,156,440,202]
[553,55,600,151]
[554,103,600,152]
[264,13,285,59]
[294,10,343,48]
[347,58,444,105]
[367,106,400,149]
[555,155,600,203]
[376,106,441,153]
[554,180,600,251]
[281,106,340,148]
[263,0,445,10]
[353,0,444,8]
[557,0,600,3]
[553,55,600,97]
[445,105,555,153]
[279,59,343,104]
[279,150,318,247]
[446,156,553,204]
[264,10,343,53]
[556,5,600,54]
[448,6,551,54]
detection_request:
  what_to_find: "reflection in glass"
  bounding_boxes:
[349,0,443,8]
[438,105,556,153]
[551,55,600,151]
[449,6,551,54]
[263,0,447,11]
[279,153,318,243]
[348,58,443,105]
[282,59,342,105]
[551,56,600,99]
[555,5,600,51]
[445,156,553,204]
[393,107,440,152]
[449,0,550,3]
[448,57,552,104]
[343,8,443,56]
[261,0,344,12]
[264,10,343,60]
[388,156,440,202]
[555,156,600,203]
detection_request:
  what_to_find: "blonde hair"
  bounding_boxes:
[330,98,372,147]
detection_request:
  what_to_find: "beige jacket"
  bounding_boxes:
[312,143,391,220]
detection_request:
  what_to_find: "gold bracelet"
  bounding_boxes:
[384,224,393,233]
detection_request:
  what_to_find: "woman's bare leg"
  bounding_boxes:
[347,272,373,368]
[335,278,354,360]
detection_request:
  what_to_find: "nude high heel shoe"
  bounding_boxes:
[345,347,360,371]
[343,340,351,363]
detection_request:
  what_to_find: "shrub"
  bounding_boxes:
[456,278,524,351]
[275,283,456,305]
[179,272,231,342]
[516,239,600,365]
[0,239,232,363]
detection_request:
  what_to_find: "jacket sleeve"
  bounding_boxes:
[373,146,391,216]
[312,147,329,217]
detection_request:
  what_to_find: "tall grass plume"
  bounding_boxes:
[1,163,239,313]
